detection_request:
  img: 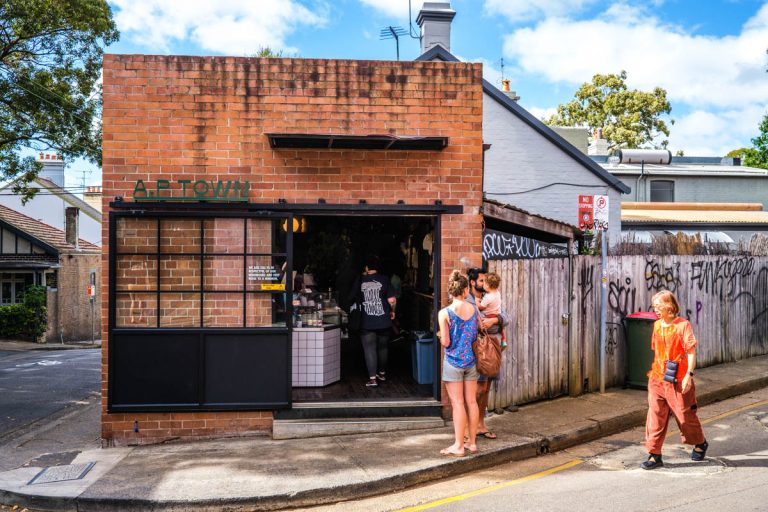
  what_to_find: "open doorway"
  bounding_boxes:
[290,215,438,403]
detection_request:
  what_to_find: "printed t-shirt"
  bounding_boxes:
[648,316,698,382]
[360,273,395,331]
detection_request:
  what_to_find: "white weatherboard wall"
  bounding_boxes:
[0,193,101,246]
[483,94,623,238]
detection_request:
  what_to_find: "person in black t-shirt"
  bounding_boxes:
[358,255,396,388]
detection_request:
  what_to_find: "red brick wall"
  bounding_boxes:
[102,55,484,444]
[58,253,101,342]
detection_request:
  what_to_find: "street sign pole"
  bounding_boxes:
[599,230,607,393]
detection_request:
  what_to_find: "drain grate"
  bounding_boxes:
[28,462,96,485]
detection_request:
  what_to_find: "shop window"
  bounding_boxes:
[114,216,287,329]
[116,218,157,254]
[650,180,674,202]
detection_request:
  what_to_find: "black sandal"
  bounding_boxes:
[691,440,708,461]
[641,453,663,470]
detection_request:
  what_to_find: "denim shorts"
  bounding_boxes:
[442,359,479,382]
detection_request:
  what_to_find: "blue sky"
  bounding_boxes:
[68,0,768,187]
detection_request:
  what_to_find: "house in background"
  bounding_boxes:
[0,204,101,342]
[592,153,768,244]
[0,153,102,246]
[415,2,630,240]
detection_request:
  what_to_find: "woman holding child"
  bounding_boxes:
[438,270,480,456]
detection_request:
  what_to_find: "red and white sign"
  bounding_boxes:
[578,195,594,230]
[578,194,609,231]
[87,284,96,297]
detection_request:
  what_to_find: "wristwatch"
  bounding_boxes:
[688,371,695,377]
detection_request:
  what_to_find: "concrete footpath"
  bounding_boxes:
[0,340,101,351]
[1,355,767,512]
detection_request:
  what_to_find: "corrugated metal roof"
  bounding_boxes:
[602,163,768,177]
[622,208,768,224]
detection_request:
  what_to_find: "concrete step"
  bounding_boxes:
[275,399,443,420]
[272,416,445,440]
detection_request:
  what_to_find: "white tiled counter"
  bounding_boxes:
[292,325,341,387]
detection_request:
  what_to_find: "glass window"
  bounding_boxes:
[650,180,674,202]
[116,218,157,254]
[114,215,288,329]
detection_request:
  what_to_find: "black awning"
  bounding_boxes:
[266,133,448,151]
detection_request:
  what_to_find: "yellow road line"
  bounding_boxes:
[667,398,768,437]
[700,398,768,426]
[395,459,583,512]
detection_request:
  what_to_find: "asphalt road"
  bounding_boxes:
[0,349,100,439]
[305,387,768,512]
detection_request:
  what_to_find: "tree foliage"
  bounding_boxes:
[546,71,672,150]
[0,0,118,201]
[727,114,768,169]
[744,113,768,169]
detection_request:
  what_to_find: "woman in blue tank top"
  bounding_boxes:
[437,270,480,457]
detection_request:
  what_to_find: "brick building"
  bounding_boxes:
[0,205,100,342]
[102,54,484,444]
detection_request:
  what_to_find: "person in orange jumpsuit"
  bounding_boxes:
[642,290,708,470]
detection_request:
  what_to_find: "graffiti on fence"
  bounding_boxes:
[578,264,594,314]
[690,257,755,299]
[608,277,637,317]
[732,266,768,350]
[606,325,618,356]
[644,259,683,293]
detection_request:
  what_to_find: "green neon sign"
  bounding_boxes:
[133,179,250,202]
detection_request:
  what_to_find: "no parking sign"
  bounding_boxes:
[578,195,609,231]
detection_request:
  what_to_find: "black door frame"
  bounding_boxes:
[108,202,461,409]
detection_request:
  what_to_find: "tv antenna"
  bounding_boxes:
[380,26,408,60]
[379,0,423,60]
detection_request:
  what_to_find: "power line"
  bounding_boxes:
[486,182,610,195]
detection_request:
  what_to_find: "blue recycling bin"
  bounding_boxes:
[411,331,435,385]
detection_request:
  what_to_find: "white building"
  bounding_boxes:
[0,153,102,246]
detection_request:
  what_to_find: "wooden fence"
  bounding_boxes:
[487,255,768,409]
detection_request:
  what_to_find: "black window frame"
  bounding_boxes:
[650,180,675,202]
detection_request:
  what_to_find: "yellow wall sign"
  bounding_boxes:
[261,284,286,291]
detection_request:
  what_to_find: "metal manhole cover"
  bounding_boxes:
[28,462,96,485]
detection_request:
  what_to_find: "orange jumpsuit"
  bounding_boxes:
[644,317,705,454]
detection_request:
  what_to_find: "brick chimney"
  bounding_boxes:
[65,207,79,249]
[417,1,456,54]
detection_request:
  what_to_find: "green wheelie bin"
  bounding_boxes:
[624,311,658,389]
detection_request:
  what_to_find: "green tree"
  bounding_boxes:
[744,113,768,169]
[546,71,672,150]
[252,46,283,58]
[1,0,118,201]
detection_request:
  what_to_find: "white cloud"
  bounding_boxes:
[111,0,328,55]
[484,0,598,22]
[668,105,766,156]
[527,106,558,121]
[358,0,415,19]
[502,3,768,109]
[500,2,768,155]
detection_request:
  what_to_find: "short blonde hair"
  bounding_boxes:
[652,290,680,316]
[485,272,501,290]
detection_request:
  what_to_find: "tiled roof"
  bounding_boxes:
[0,204,100,252]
